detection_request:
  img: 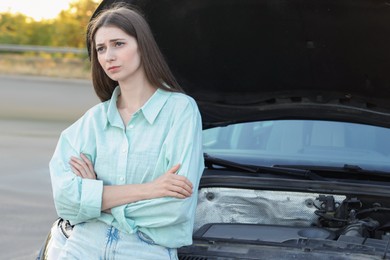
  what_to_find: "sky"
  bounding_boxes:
[0,0,75,21]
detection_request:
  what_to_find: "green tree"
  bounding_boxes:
[52,0,99,48]
[0,12,32,44]
[0,0,99,47]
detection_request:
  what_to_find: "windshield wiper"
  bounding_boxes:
[204,153,324,180]
[274,164,390,180]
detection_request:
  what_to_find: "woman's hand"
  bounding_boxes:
[147,164,193,199]
[69,153,96,180]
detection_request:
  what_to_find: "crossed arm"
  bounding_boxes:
[69,153,193,211]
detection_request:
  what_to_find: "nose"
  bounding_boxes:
[105,47,116,62]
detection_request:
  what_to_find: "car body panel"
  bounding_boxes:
[92,0,390,128]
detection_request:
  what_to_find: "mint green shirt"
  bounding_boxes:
[49,87,204,248]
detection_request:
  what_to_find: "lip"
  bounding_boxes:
[107,66,120,72]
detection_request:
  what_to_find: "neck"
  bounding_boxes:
[117,77,156,114]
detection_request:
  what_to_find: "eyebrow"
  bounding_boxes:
[96,38,127,47]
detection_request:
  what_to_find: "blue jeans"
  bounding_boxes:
[49,220,178,259]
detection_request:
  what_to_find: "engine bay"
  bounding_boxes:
[179,187,390,259]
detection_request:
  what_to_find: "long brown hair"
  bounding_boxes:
[87,3,183,102]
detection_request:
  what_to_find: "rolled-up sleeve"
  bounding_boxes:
[49,130,103,224]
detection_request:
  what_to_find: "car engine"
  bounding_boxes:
[178,187,390,259]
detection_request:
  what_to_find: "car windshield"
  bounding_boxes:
[203,120,390,172]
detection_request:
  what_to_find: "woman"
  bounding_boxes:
[49,3,204,259]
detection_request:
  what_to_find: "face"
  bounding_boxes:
[95,26,142,83]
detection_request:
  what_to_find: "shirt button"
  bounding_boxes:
[122,148,127,153]
[119,177,124,182]
[129,125,134,129]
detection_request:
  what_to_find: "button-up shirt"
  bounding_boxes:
[49,86,204,248]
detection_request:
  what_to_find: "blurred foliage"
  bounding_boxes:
[0,0,100,48]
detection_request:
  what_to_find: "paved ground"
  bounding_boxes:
[0,75,99,259]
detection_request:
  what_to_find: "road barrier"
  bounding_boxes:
[0,44,86,54]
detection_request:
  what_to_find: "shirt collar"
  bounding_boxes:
[106,86,123,129]
[105,86,171,129]
[142,88,171,124]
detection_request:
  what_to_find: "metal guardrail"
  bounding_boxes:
[0,44,87,54]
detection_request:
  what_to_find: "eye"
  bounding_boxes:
[96,46,105,54]
[115,41,125,47]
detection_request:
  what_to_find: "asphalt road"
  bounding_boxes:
[0,75,99,259]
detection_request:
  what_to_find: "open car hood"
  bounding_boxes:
[91,0,390,128]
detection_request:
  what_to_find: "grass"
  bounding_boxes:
[0,53,91,80]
